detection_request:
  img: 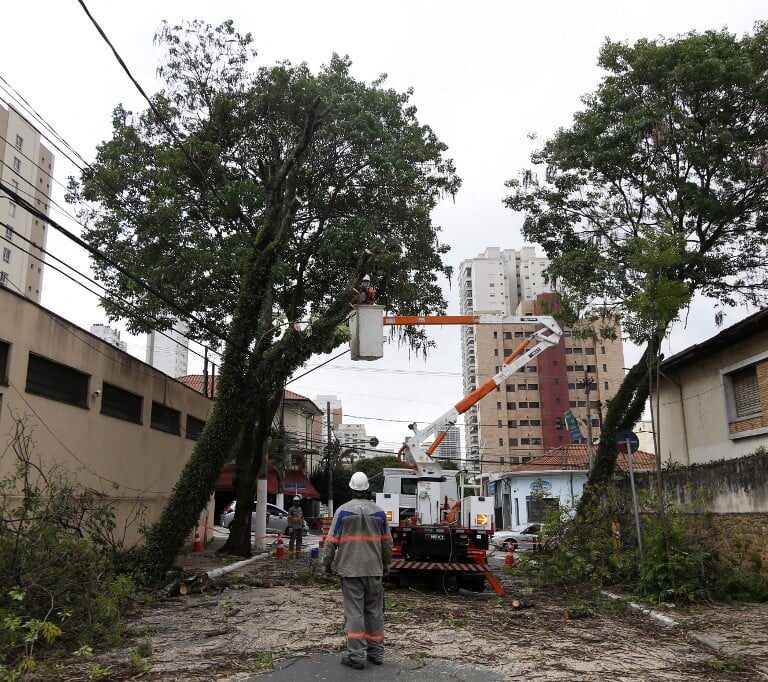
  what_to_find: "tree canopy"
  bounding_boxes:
[69,20,460,571]
[505,24,768,491]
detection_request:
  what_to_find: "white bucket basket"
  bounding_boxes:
[349,304,384,360]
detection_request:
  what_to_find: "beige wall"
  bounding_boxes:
[0,288,213,545]
[656,327,768,465]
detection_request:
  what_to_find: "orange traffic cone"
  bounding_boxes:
[275,536,286,559]
[504,544,515,567]
[193,530,203,553]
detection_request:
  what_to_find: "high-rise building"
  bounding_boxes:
[90,324,127,352]
[435,424,461,463]
[146,320,189,378]
[336,423,378,462]
[459,247,625,473]
[316,394,343,444]
[0,105,54,302]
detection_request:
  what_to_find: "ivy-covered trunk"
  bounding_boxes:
[578,346,651,514]
[222,393,282,556]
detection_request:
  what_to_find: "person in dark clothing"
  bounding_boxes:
[286,495,304,557]
[323,471,392,670]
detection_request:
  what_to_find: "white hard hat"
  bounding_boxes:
[349,471,370,491]
[361,274,371,282]
[293,495,301,502]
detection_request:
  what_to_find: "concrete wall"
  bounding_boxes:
[631,451,768,514]
[0,288,214,545]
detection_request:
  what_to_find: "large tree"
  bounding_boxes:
[70,21,459,573]
[505,24,768,502]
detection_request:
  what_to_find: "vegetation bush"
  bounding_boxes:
[522,480,768,604]
[0,418,142,677]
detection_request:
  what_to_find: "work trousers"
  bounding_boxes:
[340,576,385,663]
[288,527,303,554]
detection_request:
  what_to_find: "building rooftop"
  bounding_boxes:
[176,375,322,413]
[661,307,768,373]
[506,442,656,473]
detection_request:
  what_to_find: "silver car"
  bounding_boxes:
[220,501,309,535]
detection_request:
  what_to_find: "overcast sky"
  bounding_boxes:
[2,1,764,451]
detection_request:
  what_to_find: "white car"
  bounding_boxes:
[490,523,544,551]
[220,501,309,535]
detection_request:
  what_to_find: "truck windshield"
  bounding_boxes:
[401,479,417,495]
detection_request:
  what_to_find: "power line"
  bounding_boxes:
[286,348,351,384]
[0,224,210,370]
[74,0,251,234]
[0,180,238,353]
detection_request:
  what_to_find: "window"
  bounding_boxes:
[586,347,595,355]
[565,348,573,355]
[526,366,537,373]
[507,420,517,428]
[494,349,499,356]
[566,365,574,372]
[506,402,515,410]
[509,439,518,446]
[530,419,541,426]
[564,330,572,337]
[493,331,498,339]
[578,400,586,407]
[520,438,531,445]
[0,271,6,286]
[0,340,9,384]
[499,456,505,465]
[730,365,761,418]
[497,401,502,409]
[531,438,542,446]
[2,248,10,264]
[100,382,142,424]
[517,383,527,390]
[26,353,89,408]
[587,365,596,373]
[573,347,584,354]
[14,135,23,150]
[4,226,11,240]
[8,203,15,218]
[151,402,181,435]
[574,364,584,372]
[498,438,504,446]
[12,157,21,172]
[186,415,206,441]
[506,384,514,392]
[401,478,417,495]
[503,348,513,355]
[519,419,529,426]
[510,456,520,464]
[529,402,540,408]
[515,331,525,338]
[521,456,532,464]
[601,346,606,354]
[527,384,538,390]
[569,401,577,407]
[603,364,608,372]
[591,419,600,427]
[519,402,528,409]
[504,332,512,339]
[498,419,503,427]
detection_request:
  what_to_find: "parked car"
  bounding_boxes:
[490,523,544,551]
[220,501,309,535]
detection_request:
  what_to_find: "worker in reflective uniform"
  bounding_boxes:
[287,495,304,557]
[323,471,392,670]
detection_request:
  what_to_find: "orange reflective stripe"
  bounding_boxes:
[347,631,367,640]
[365,632,385,642]
[338,534,390,544]
[326,535,340,544]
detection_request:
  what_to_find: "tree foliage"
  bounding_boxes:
[69,20,460,572]
[505,24,768,492]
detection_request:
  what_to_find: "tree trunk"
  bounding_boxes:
[578,346,651,514]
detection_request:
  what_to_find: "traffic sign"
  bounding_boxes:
[615,430,639,454]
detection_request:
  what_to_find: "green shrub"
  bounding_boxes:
[0,417,140,676]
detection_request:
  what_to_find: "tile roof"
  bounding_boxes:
[176,375,319,411]
[506,442,655,473]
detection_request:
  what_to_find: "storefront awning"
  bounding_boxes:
[216,466,319,500]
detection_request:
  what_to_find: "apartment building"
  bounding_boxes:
[458,247,625,472]
[0,104,54,302]
[146,320,190,378]
[435,424,461,463]
[90,323,128,352]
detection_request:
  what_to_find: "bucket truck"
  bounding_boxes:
[349,307,562,593]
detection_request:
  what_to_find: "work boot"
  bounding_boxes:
[341,655,365,670]
[367,655,383,665]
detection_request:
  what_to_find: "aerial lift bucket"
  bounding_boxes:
[349,305,385,361]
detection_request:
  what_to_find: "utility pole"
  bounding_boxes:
[584,370,595,469]
[326,401,334,517]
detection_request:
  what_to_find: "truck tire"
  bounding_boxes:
[458,573,485,592]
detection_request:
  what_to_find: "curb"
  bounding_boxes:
[600,591,679,628]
